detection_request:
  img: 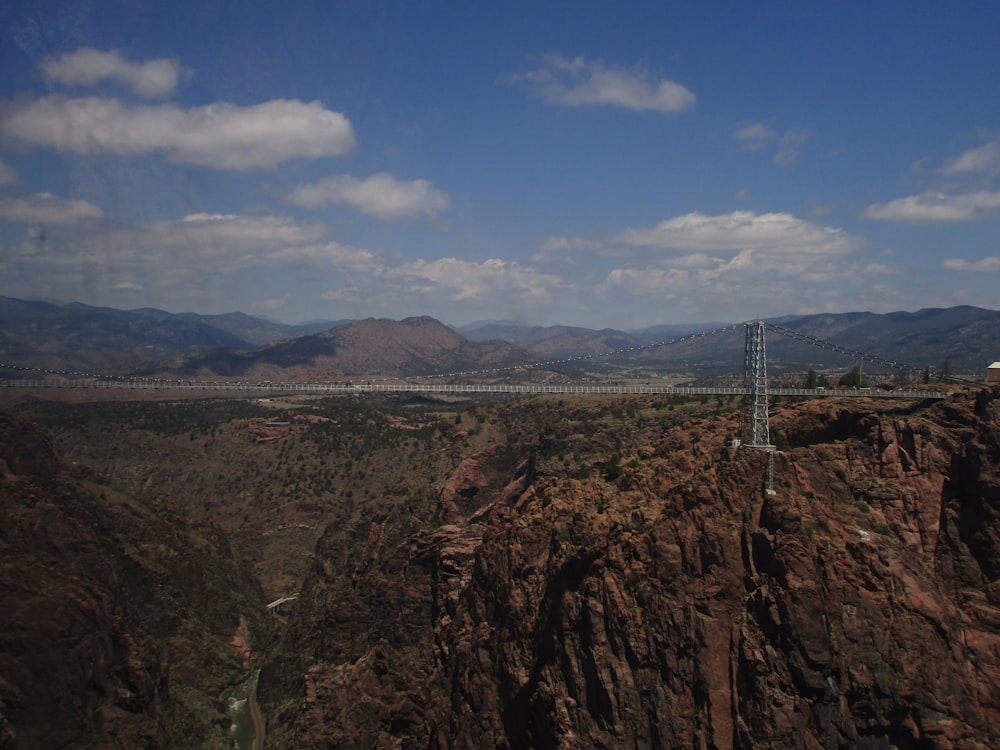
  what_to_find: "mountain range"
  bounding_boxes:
[1,296,998,379]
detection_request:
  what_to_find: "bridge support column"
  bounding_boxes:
[741,321,770,447]
[741,321,776,494]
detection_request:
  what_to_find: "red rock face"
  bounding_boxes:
[273,391,1000,749]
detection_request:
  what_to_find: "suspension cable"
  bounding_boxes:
[762,322,919,372]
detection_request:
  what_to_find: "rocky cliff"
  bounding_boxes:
[265,390,1000,749]
[0,413,269,749]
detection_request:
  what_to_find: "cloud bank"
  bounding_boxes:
[0,193,104,225]
[0,96,356,170]
[285,173,450,220]
[548,211,862,258]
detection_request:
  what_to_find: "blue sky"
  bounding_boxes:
[1,1,998,329]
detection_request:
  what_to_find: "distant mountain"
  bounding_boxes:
[462,307,1000,377]
[631,322,734,340]
[459,321,645,359]
[0,297,252,373]
[171,310,327,346]
[163,316,531,378]
[543,307,995,377]
[758,306,1000,375]
[1,296,997,379]
[0,297,355,375]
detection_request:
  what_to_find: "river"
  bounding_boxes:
[227,668,265,750]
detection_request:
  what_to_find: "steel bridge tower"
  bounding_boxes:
[740,321,776,493]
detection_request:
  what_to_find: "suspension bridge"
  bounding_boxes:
[1,320,953,491]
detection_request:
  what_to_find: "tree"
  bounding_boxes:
[603,453,623,482]
[804,370,819,388]
[839,364,865,388]
[936,359,952,382]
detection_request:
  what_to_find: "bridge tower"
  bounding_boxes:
[740,321,776,493]
[741,321,770,447]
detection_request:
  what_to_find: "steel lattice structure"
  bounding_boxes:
[740,321,776,493]
[741,321,773,448]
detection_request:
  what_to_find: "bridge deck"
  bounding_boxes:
[0,379,950,399]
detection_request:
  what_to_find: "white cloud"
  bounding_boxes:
[0,96,356,170]
[48,212,339,281]
[862,262,904,274]
[866,136,1000,223]
[284,173,450,219]
[0,207,382,311]
[8,209,366,269]
[510,54,695,113]
[598,252,873,321]
[266,240,376,270]
[603,266,691,297]
[318,256,570,319]
[734,123,777,150]
[41,47,187,99]
[735,123,806,165]
[0,160,17,187]
[609,211,862,257]
[398,257,566,303]
[774,128,807,166]
[943,136,1000,175]
[942,256,1000,272]
[863,190,1000,222]
[538,210,870,321]
[131,212,330,263]
[0,192,104,224]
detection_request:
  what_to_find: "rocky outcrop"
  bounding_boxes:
[271,390,1000,749]
[248,416,294,443]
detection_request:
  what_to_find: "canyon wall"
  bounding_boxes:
[0,413,268,749]
[270,391,1000,749]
